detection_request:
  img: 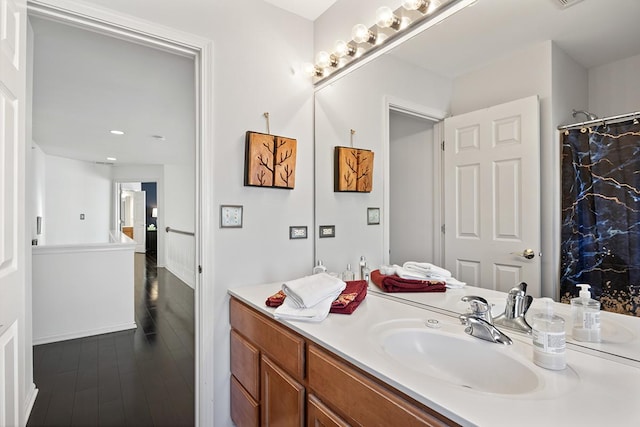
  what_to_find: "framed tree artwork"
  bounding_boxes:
[245,131,297,189]
[334,146,374,192]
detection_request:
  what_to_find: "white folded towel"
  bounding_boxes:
[274,290,341,322]
[281,273,346,309]
[403,262,452,279]
[445,278,466,289]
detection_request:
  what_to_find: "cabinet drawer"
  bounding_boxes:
[231,375,259,427]
[231,329,260,400]
[230,298,305,380]
[308,394,350,427]
[308,345,457,427]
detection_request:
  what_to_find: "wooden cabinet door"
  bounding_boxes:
[307,394,350,427]
[262,356,305,427]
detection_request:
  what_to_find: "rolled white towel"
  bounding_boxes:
[282,273,346,309]
[274,289,341,322]
[403,261,452,279]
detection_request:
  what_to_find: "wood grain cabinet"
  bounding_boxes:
[229,297,459,427]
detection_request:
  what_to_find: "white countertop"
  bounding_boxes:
[229,282,640,427]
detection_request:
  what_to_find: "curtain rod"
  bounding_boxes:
[558,110,640,131]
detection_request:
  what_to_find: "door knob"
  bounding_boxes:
[512,249,535,259]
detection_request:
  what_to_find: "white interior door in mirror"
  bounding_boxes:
[444,95,540,296]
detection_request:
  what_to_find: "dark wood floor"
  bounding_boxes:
[28,253,195,427]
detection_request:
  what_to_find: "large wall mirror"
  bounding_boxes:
[314,0,640,358]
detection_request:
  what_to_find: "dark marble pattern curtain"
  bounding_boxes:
[560,119,640,316]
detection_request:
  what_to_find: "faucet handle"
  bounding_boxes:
[461,295,491,320]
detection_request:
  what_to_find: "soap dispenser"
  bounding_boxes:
[312,260,327,275]
[359,256,369,281]
[571,284,601,342]
[341,264,355,281]
[532,298,566,371]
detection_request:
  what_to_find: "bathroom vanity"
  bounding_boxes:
[229,283,640,426]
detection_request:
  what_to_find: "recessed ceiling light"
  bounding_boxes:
[110,130,125,135]
[107,157,117,161]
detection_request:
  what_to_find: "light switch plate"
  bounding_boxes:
[289,226,307,239]
[221,205,243,228]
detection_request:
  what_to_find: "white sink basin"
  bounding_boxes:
[371,318,580,398]
[380,328,539,395]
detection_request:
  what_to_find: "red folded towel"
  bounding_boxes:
[370,269,446,293]
[265,280,368,315]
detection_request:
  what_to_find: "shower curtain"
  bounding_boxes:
[560,119,640,316]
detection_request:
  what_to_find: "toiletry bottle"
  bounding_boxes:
[312,260,327,275]
[342,264,355,281]
[532,298,566,370]
[359,256,367,281]
[571,284,601,342]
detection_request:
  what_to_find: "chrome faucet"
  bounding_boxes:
[493,282,533,335]
[459,296,512,345]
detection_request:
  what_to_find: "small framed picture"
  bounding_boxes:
[367,207,380,225]
[220,205,243,228]
[319,225,335,238]
[289,226,308,239]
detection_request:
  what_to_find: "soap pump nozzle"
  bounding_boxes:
[577,283,592,299]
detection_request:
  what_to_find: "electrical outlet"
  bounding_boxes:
[80,214,85,220]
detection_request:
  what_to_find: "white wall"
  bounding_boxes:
[164,163,195,288]
[389,111,435,265]
[315,54,451,273]
[44,155,112,244]
[75,1,315,424]
[589,52,640,117]
[30,144,46,244]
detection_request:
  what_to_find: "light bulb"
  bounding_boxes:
[334,40,357,58]
[302,62,322,77]
[402,0,430,13]
[375,6,400,29]
[316,51,331,68]
[352,24,376,44]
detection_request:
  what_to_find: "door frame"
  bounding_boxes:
[382,96,446,266]
[26,1,215,425]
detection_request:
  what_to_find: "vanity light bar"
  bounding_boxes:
[305,0,474,85]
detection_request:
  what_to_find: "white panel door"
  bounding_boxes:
[0,0,26,425]
[444,96,541,296]
[133,190,146,253]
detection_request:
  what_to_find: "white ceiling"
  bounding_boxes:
[262,0,338,21]
[389,0,640,78]
[30,0,640,166]
[31,16,195,166]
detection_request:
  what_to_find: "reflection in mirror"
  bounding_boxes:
[314,0,640,360]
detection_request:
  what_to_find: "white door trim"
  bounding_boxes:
[26,1,215,425]
[382,96,446,266]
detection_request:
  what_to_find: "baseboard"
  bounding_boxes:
[33,322,137,345]
[24,383,38,424]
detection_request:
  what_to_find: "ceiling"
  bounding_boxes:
[30,16,195,166]
[30,0,640,165]
[389,0,640,78]
[263,0,338,21]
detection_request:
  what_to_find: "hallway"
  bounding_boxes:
[28,254,195,426]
